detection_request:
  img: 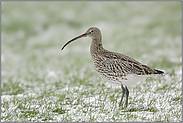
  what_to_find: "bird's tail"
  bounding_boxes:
[154,69,164,75]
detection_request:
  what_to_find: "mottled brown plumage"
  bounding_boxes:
[61,27,164,107]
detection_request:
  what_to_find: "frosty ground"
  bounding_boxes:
[1,1,182,122]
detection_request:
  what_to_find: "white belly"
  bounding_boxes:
[120,74,147,86]
[96,72,149,86]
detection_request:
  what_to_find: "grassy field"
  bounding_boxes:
[1,1,182,122]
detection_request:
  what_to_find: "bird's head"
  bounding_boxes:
[61,27,101,50]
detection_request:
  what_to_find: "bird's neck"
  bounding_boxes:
[90,38,104,55]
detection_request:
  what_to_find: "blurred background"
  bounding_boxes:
[1,1,182,122]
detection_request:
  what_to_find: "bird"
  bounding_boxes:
[61,27,164,107]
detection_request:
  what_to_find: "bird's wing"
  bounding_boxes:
[101,58,145,75]
[101,52,161,75]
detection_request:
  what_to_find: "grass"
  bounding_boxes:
[1,1,182,122]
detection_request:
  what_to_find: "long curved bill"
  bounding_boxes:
[61,33,88,50]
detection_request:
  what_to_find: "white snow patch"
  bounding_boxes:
[1,95,12,101]
[174,66,182,76]
[1,93,38,102]
[46,70,57,80]
[29,93,38,97]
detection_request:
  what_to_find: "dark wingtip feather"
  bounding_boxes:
[154,69,164,75]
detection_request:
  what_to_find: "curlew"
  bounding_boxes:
[61,27,164,107]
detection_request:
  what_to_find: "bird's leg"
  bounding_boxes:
[125,86,129,107]
[119,84,126,106]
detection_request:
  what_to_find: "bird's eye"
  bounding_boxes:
[90,30,94,33]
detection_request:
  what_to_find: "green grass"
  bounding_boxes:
[1,1,182,122]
